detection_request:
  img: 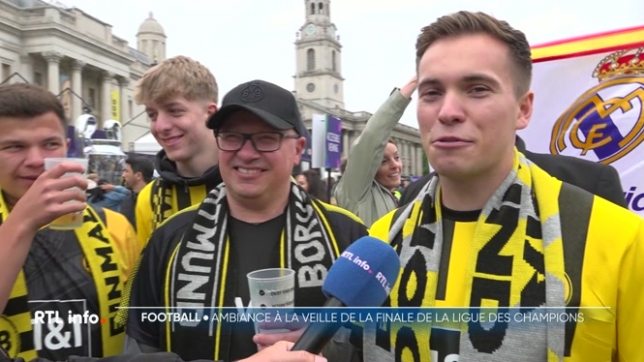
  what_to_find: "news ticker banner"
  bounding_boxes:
[105,307,609,330]
[311,114,343,169]
[523,25,644,217]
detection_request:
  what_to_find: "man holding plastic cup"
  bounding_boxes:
[0,84,141,360]
[121,80,368,361]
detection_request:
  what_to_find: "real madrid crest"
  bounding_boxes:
[550,47,644,164]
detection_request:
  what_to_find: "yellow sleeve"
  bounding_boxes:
[105,209,143,283]
[368,208,396,242]
[616,217,644,361]
[135,182,154,249]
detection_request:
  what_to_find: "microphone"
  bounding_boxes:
[291,236,401,353]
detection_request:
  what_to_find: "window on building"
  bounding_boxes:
[310,3,315,14]
[1,63,10,81]
[319,3,323,13]
[128,99,133,119]
[88,88,96,108]
[34,72,43,86]
[332,51,336,72]
[307,49,315,71]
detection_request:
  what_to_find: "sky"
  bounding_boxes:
[60,0,644,129]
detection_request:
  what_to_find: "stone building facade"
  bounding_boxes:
[0,0,165,148]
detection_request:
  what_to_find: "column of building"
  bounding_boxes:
[71,60,85,121]
[43,51,63,95]
[101,71,114,128]
[416,145,425,175]
[404,140,411,176]
[118,78,129,123]
[409,143,416,176]
[411,145,423,176]
[342,130,350,159]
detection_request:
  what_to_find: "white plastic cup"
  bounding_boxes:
[247,268,295,334]
[44,157,89,230]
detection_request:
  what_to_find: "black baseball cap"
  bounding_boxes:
[207,80,307,136]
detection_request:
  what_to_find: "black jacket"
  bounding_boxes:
[400,136,627,208]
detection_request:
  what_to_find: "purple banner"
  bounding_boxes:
[325,115,342,169]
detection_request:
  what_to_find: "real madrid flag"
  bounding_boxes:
[522,25,644,217]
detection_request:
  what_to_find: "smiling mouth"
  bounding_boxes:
[162,135,183,145]
[235,167,263,174]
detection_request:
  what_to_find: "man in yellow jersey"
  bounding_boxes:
[0,84,141,360]
[121,80,367,361]
[134,56,222,247]
[360,11,644,362]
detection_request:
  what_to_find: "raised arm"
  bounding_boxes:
[335,78,416,211]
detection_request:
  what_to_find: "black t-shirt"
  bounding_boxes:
[125,203,368,361]
[228,214,284,360]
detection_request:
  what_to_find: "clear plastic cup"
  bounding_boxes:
[44,157,88,230]
[247,268,295,334]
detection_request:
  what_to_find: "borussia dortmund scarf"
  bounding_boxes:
[365,150,567,362]
[0,190,126,359]
[166,182,342,361]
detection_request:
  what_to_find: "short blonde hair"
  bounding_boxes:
[134,55,218,105]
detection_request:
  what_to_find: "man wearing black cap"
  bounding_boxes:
[121,80,366,361]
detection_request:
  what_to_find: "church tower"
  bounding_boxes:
[294,0,344,109]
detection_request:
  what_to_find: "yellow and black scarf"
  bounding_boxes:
[165,181,341,361]
[364,150,569,362]
[0,191,126,359]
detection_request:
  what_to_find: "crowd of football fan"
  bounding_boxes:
[0,10,641,362]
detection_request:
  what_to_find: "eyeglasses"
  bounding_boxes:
[215,132,300,152]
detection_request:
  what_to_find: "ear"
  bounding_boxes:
[293,136,306,165]
[516,91,534,131]
[206,103,218,117]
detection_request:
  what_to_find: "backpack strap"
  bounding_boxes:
[557,182,593,356]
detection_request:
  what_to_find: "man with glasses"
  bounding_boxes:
[122,80,367,361]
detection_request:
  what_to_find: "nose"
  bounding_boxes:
[23,146,46,168]
[152,112,173,133]
[235,137,261,160]
[437,91,466,125]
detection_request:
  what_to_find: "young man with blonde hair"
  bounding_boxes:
[361,11,644,362]
[133,56,222,246]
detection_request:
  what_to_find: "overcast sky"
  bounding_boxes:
[61,0,644,129]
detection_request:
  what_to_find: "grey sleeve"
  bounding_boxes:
[335,90,411,210]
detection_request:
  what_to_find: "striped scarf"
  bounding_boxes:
[364,150,567,361]
[165,181,342,361]
[0,191,126,359]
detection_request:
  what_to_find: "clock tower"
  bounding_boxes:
[294,0,344,109]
